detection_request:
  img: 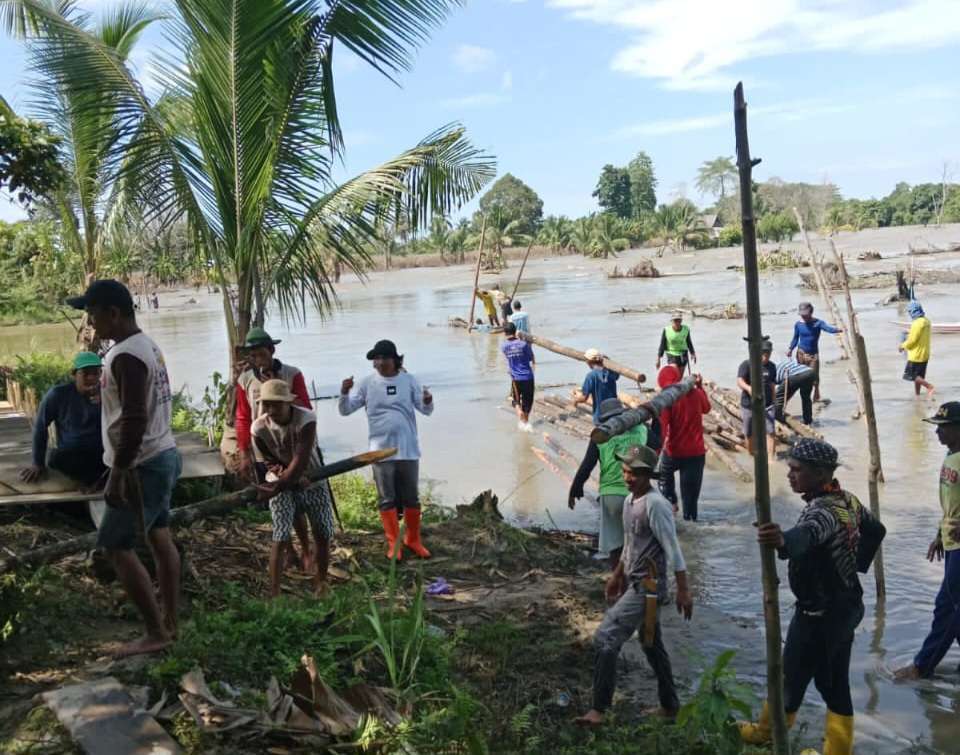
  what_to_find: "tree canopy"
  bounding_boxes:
[696,157,737,200]
[478,173,543,235]
[0,97,64,209]
[627,151,657,216]
[593,165,632,218]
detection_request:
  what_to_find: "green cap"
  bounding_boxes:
[243,327,281,348]
[72,351,102,371]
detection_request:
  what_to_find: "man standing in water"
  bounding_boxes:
[572,349,620,423]
[656,311,696,372]
[576,444,693,726]
[736,340,778,459]
[67,280,182,657]
[501,322,535,430]
[508,300,530,334]
[474,288,500,328]
[899,300,934,398]
[339,340,433,560]
[895,402,960,681]
[741,439,885,754]
[786,302,842,402]
[657,366,710,522]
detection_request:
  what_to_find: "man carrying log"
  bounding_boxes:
[568,398,649,566]
[339,339,434,559]
[656,311,696,372]
[898,300,934,398]
[656,366,710,522]
[895,402,960,681]
[572,349,620,423]
[252,380,334,598]
[501,322,536,431]
[786,302,843,402]
[67,279,182,657]
[742,439,885,754]
[736,340,778,458]
[576,444,693,726]
[19,351,106,487]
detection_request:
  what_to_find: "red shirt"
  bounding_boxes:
[657,365,710,458]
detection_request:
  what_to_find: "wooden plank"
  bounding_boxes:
[43,677,181,755]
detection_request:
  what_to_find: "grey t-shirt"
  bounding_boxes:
[622,490,687,596]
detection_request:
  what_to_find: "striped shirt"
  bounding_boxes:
[776,358,814,383]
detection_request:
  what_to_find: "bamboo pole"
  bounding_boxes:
[466,215,488,333]
[735,82,789,755]
[510,241,535,299]
[519,332,646,385]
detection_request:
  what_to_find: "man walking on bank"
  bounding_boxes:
[67,280,182,657]
[787,302,842,402]
[656,311,696,372]
[576,445,693,726]
[741,439,885,754]
[339,340,433,559]
[895,402,960,681]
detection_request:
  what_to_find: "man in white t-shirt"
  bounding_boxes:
[252,380,334,598]
[67,279,182,658]
[339,339,434,560]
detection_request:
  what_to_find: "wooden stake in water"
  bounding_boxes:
[734,82,790,755]
[467,215,488,333]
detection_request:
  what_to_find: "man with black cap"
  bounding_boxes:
[576,444,693,727]
[741,438,885,755]
[67,279,182,657]
[736,339,779,458]
[339,340,434,559]
[895,402,960,681]
[787,302,842,402]
[19,351,106,487]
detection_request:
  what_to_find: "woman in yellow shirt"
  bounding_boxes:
[899,300,934,397]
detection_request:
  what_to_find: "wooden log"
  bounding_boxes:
[592,377,695,444]
[736,83,789,754]
[519,332,646,385]
[706,437,752,483]
[0,449,397,574]
[510,241,535,299]
[466,215,487,332]
[781,415,824,441]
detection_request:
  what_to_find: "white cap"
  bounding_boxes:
[584,348,603,362]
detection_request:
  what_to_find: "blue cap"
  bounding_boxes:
[907,300,924,319]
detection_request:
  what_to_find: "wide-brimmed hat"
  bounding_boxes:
[924,402,960,426]
[584,348,603,362]
[615,445,660,476]
[244,327,281,348]
[72,351,102,371]
[788,438,839,469]
[259,379,295,403]
[66,279,134,312]
[366,339,401,360]
[598,398,625,422]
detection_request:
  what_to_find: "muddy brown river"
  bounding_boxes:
[3,224,959,752]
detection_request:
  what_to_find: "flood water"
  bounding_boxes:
[2,224,960,752]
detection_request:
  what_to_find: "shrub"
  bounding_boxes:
[718,224,743,247]
[5,351,71,399]
[757,212,799,243]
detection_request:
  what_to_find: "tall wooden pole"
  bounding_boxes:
[466,215,487,333]
[734,82,789,755]
[510,241,535,300]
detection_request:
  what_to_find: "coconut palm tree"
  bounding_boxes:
[471,208,526,270]
[588,213,629,259]
[696,156,738,201]
[5,0,496,354]
[426,215,452,262]
[650,202,710,256]
[538,214,571,253]
[568,215,596,255]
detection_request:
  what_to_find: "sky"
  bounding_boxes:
[1,0,958,223]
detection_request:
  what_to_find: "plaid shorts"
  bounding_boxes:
[269,483,335,543]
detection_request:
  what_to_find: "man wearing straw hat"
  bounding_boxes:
[656,311,696,372]
[252,379,335,598]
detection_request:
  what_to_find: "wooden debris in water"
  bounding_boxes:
[607,259,661,279]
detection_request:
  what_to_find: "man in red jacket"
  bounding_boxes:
[657,365,711,522]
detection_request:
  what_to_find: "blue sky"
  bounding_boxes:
[1,0,958,222]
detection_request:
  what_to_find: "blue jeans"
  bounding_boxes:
[914,548,960,676]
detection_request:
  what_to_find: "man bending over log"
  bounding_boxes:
[68,280,182,657]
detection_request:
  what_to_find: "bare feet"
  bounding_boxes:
[313,580,330,598]
[301,548,316,574]
[574,709,605,727]
[893,664,922,682]
[113,633,171,658]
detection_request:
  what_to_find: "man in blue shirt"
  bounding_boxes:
[573,348,620,422]
[508,300,530,334]
[501,323,536,431]
[19,351,106,487]
[786,302,842,402]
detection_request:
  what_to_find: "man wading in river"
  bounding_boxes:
[572,349,620,423]
[742,439,885,754]
[656,311,696,372]
[339,340,433,559]
[68,280,182,657]
[895,402,960,681]
[501,322,536,431]
[576,445,693,727]
[898,300,934,398]
[786,302,842,403]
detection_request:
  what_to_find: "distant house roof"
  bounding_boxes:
[699,213,722,228]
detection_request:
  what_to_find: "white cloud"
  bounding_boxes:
[441,93,509,109]
[453,44,497,73]
[548,0,960,91]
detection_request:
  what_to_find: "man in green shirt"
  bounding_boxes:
[568,399,649,566]
[895,401,960,680]
[656,311,696,372]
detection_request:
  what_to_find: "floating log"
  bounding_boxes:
[706,438,752,483]
[519,332,646,385]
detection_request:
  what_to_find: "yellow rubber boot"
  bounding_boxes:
[738,702,797,745]
[823,711,854,755]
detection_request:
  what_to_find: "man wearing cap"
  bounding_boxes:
[787,302,842,403]
[656,312,696,372]
[569,398,650,566]
[67,279,182,657]
[252,380,335,598]
[19,352,106,487]
[576,444,693,726]
[895,402,960,681]
[501,322,536,431]
[339,340,434,559]
[898,300,934,397]
[657,367,711,522]
[742,439,885,754]
[572,349,620,423]
[736,340,779,458]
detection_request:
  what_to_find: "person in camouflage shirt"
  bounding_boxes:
[740,439,886,755]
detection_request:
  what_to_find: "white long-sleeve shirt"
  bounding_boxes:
[338,372,433,460]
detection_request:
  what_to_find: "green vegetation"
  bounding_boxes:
[0,97,64,208]
[696,157,738,202]
[826,180,960,231]
[757,211,800,243]
[478,173,544,235]
[593,151,658,220]
[2,350,71,399]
